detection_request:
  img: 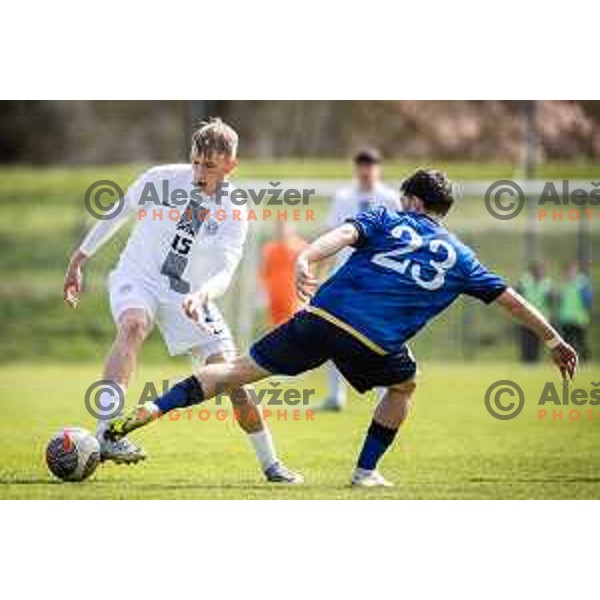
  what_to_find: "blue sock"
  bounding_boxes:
[155,376,205,414]
[356,420,398,471]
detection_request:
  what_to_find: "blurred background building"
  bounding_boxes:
[2,100,600,164]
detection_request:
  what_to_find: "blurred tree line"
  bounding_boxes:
[1,100,600,164]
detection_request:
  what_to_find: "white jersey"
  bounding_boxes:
[327,181,401,267]
[81,164,248,299]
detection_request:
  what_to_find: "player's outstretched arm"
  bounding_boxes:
[182,212,249,327]
[495,287,578,380]
[295,223,358,301]
[63,206,133,308]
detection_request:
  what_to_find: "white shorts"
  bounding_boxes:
[108,270,235,358]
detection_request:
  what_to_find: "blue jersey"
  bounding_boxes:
[310,208,507,354]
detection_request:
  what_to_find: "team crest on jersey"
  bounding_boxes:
[205,219,219,235]
[119,283,133,295]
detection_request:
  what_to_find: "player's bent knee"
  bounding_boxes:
[388,377,417,396]
[204,350,238,366]
[117,312,150,345]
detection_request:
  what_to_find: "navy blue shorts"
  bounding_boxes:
[250,310,417,393]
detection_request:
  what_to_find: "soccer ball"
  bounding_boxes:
[46,427,101,482]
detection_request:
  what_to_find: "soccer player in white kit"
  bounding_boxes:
[318,148,401,411]
[63,118,302,483]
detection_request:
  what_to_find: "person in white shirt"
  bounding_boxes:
[63,118,301,483]
[319,148,401,411]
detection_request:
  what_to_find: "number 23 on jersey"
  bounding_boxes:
[371,225,457,291]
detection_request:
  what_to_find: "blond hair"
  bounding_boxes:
[191,117,238,158]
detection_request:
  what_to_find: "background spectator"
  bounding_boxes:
[516,263,555,363]
[260,222,308,327]
[558,263,593,361]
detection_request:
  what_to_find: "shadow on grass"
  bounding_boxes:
[0,478,64,485]
[0,477,345,492]
[469,476,600,484]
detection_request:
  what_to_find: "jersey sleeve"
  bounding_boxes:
[197,206,249,300]
[79,170,148,257]
[345,207,387,248]
[460,251,508,304]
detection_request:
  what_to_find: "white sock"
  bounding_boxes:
[326,362,347,406]
[247,428,278,471]
[96,383,126,425]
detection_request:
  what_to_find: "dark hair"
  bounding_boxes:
[353,147,381,165]
[400,169,454,216]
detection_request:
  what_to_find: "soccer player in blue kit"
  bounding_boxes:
[108,169,578,487]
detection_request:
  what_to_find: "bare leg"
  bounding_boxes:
[373,378,416,430]
[97,308,152,462]
[200,352,297,475]
[103,308,153,386]
[203,352,265,435]
[110,353,301,479]
[113,353,270,436]
[193,354,271,400]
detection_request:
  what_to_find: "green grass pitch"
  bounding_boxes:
[1,361,599,499]
[0,162,598,499]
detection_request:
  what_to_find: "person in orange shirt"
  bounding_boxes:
[261,221,308,326]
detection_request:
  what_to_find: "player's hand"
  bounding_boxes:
[63,255,85,308]
[295,256,319,302]
[182,290,209,327]
[550,340,578,381]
